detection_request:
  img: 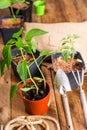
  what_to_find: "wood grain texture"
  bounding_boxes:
[0,36,11,125]
[0,0,87,129]
[32,0,87,23]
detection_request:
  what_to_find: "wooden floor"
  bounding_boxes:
[0,0,87,130]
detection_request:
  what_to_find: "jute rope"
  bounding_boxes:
[4,116,60,130]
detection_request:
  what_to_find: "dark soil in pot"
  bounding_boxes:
[22,81,49,100]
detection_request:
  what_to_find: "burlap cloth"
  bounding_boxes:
[24,22,87,71]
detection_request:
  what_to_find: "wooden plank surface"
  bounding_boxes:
[0,0,87,129]
[0,35,11,125]
[32,0,87,23]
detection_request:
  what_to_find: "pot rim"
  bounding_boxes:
[19,78,50,103]
[33,0,45,6]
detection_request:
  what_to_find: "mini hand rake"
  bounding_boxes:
[72,69,87,128]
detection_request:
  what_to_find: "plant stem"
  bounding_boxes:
[20,48,25,60]
[31,52,46,89]
[10,6,16,19]
[20,48,39,94]
[27,65,39,94]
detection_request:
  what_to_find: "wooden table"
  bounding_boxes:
[0,40,87,130]
[0,0,87,129]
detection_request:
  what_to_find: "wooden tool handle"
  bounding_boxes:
[62,94,74,130]
[80,89,87,128]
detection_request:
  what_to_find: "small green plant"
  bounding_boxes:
[58,34,80,62]
[0,27,49,99]
[0,0,29,19]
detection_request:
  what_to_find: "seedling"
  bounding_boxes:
[0,28,48,99]
[59,34,80,62]
[0,0,29,19]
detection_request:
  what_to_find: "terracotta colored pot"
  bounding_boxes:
[19,79,50,115]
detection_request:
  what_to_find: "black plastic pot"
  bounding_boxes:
[51,52,86,89]
[11,48,43,79]
[9,0,33,22]
[0,15,24,44]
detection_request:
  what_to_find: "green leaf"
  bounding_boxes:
[17,60,27,84]
[10,85,18,100]
[31,42,36,53]
[34,77,43,82]
[40,50,50,56]
[62,40,69,45]
[25,42,36,54]
[25,29,48,42]
[70,47,76,54]
[15,9,20,15]
[70,34,80,39]
[16,37,24,49]
[6,39,16,45]
[25,45,32,54]
[63,54,70,62]
[2,45,12,68]
[0,0,11,9]
[21,86,34,92]
[0,60,6,76]
[12,28,23,39]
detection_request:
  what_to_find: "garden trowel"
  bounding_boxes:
[55,69,74,130]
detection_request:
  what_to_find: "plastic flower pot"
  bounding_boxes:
[0,15,24,44]
[11,48,43,79]
[51,51,86,89]
[19,79,50,115]
[33,0,46,16]
[9,0,33,22]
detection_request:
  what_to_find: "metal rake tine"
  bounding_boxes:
[72,69,87,127]
[77,69,87,127]
[77,69,84,88]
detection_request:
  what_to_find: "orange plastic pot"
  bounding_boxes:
[19,79,50,115]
